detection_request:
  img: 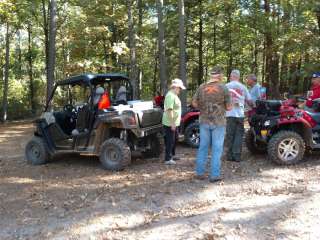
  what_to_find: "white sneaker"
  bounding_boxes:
[165,159,176,165]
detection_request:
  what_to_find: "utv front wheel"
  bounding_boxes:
[25,136,49,165]
[184,122,200,148]
[245,129,267,154]
[268,131,305,165]
[99,138,131,171]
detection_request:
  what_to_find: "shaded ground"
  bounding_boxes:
[1,122,320,240]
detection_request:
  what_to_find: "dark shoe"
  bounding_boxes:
[173,156,181,161]
[226,157,241,162]
[209,176,222,183]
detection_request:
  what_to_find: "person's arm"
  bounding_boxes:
[223,86,232,111]
[245,87,254,107]
[192,87,200,108]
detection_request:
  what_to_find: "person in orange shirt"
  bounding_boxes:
[94,87,111,110]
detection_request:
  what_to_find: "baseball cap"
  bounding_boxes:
[312,72,320,78]
[171,78,186,90]
[246,74,257,81]
[210,66,223,75]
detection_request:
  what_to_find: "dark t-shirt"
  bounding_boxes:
[193,81,231,126]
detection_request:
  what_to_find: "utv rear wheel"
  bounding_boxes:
[100,138,131,171]
[268,131,305,165]
[245,129,267,154]
[184,122,200,148]
[142,134,163,158]
[25,136,49,165]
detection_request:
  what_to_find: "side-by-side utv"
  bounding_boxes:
[25,74,163,171]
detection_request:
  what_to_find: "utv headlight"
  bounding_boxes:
[264,120,271,127]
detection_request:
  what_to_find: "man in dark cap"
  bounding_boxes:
[192,66,231,182]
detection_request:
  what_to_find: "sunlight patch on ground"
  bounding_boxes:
[62,212,146,238]
[2,177,38,184]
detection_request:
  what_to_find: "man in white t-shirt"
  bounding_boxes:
[225,70,253,162]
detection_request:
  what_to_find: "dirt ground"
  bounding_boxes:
[1,122,320,240]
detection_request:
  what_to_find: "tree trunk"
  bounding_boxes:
[137,0,143,97]
[156,0,167,94]
[1,23,10,122]
[16,30,22,80]
[178,0,187,111]
[27,23,36,115]
[102,37,109,72]
[303,53,310,92]
[227,7,233,79]
[47,0,57,103]
[316,7,320,34]
[128,0,138,99]
[213,13,217,65]
[198,0,203,85]
[42,0,49,82]
[280,51,289,93]
[264,0,280,99]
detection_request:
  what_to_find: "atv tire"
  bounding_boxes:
[142,134,163,158]
[245,129,267,154]
[268,131,305,165]
[99,138,131,171]
[25,136,50,165]
[184,121,200,148]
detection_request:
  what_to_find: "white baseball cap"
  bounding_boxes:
[171,78,186,90]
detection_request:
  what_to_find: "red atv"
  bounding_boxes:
[246,98,320,164]
[154,95,200,148]
[180,106,200,148]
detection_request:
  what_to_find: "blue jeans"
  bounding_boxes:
[196,124,226,178]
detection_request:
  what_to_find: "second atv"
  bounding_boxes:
[246,98,320,164]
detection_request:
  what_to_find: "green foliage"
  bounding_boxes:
[0,0,319,120]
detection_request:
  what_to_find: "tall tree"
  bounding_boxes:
[178,0,187,110]
[264,0,280,98]
[156,0,167,93]
[1,22,10,122]
[127,0,138,99]
[198,0,203,85]
[47,0,57,103]
[27,22,36,114]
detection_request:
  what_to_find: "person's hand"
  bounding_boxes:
[171,124,176,131]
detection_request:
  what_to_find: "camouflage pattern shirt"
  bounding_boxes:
[193,81,231,126]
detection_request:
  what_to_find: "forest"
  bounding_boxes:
[0,0,319,121]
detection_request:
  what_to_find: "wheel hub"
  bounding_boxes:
[278,138,299,161]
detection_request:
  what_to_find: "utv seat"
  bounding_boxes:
[72,105,91,136]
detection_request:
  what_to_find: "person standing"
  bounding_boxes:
[225,70,253,162]
[162,79,186,165]
[192,66,231,182]
[306,72,320,108]
[246,74,263,104]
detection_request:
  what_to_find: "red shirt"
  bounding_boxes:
[154,95,164,108]
[306,84,320,108]
[98,92,111,110]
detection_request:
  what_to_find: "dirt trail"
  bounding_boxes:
[1,122,320,240]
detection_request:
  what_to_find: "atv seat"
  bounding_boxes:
[256,100,282,115]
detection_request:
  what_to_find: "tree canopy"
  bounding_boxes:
[0,0,319,120]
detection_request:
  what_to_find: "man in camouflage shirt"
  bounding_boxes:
[192,66,231,182]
